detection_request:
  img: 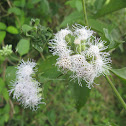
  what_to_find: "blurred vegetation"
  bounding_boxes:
[0,0,126,126]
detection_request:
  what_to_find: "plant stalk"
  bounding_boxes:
[82,0,88,26]
[105,75,126,110]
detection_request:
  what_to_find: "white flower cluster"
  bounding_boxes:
[49,24,111,89]
[9,59,45,110]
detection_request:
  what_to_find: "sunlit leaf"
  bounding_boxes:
[0,22,7,30]
[0,31,6,43]
[7,26,19,34]
[16,39,30,56]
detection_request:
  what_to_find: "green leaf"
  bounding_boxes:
[95,0,126,17]
[111,67,126,80]
[0,31,6,43]
[47,110,56,125]
[60,11,113,33]
[7,26,19,34]
[21,24,32,33]
[13,0,26,8]
[103,28,124,49]
[8,7,22,15]
[70,80,90,112]
[38,56,61,83]
[94,0,105,11]
[5,66,17,84]
[88,18,113,33]
[41,0,50,14]
[65,0,76,8]
[0,22,7,30]
[2,88,9,101]
[60,11,84,28]
[30,26,52,52]
[16,39,30,56]
[31,0,41,4]
[75,0,82,12]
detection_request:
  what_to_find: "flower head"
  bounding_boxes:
[50,24,111,89]
[9,59,45,110]
[73,24,94,41]
[16,59,36,79]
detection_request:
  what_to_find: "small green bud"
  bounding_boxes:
[0,45,13,56]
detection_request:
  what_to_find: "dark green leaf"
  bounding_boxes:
[111,67,126,80]
[47,110,56,125]
[0,31,6,43]
[7,26,19,34]
[70,80,90,112]
[0,22,7,30]
[38,56,61,83]
[16,39,30,56]
[95,0,126,17]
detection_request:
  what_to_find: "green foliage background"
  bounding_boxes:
[0,0,126,126]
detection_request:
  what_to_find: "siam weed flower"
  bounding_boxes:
[49,24,111,89]
[9,59,45,110]
[49,27,72,57]
[16,59,37,79]
[56,56,72,73]
[73,24,94,41]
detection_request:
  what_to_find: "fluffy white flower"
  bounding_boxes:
[11,79,43,110]
[71,54,96,88]
[49,28,72,57]
[50,24,111,89]
[16,59,36,79]
[55,28,72,41]
[94,54,111,76]
[73,24,94,41]
[56,56,72,72]
[9,60,45,110]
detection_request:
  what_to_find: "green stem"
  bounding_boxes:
[105,75,126,110]
[82,0,88,26]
